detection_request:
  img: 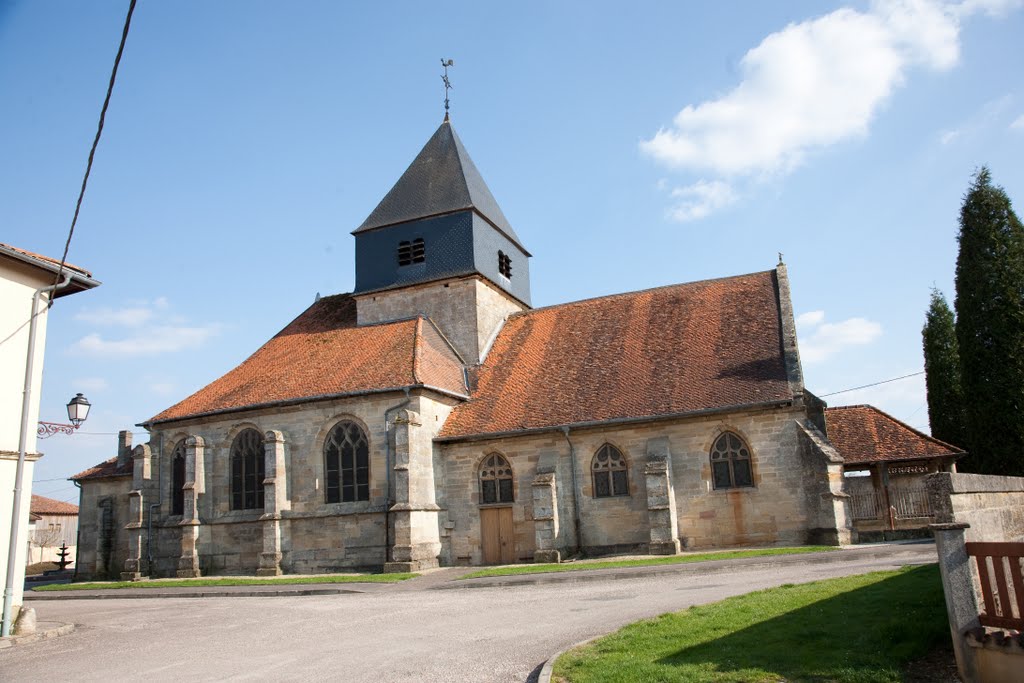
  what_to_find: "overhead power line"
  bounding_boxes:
[50,0,138,295]
[819,371,925,398]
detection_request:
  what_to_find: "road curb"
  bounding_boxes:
[438,545,936,590]
[25,587,364,600]
[537,636,599,683]
[0,622,75,649]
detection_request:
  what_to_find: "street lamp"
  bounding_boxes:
[38,393,91,438]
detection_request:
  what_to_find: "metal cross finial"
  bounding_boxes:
[441,58,454,120]
[778,252,784,265]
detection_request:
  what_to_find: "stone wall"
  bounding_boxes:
[75,476,132,580]
[438,403,844,565]
[928,472,1024,542]
[354,275,524,364]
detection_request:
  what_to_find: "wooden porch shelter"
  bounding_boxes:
[825,405,965,538]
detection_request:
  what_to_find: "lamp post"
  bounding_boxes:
[37,393,92,439]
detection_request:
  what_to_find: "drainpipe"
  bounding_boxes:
[383,388,411,564]
[560,427,584,555]
[3,273,71,637]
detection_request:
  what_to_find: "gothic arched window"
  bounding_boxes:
[479,454,513,504]
[325,421,370,503]
[592,444,629,497]
[230,429,265,510]
[171,440,186,516]
[710,432,754,489]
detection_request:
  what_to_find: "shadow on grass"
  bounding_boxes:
[649,565,948,682]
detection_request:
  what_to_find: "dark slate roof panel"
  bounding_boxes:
[354,121,525,251]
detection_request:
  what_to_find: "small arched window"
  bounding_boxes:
[171,440,186,516]
[592,444,629,497]
[397,238,425,266]
[479,453,513,504]
[711,432,754,489]
[230,429,265,510]
[325,421,370,503]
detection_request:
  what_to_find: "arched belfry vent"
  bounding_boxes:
[353,120,528,254]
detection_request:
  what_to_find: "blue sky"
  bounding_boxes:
[2,0,1022,503]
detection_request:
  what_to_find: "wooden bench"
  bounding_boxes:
[966,541,1024,630]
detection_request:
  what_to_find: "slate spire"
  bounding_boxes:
[353,120,526,252]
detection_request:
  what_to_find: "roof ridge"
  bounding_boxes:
[511,269,777,319]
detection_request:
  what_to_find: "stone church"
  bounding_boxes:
[72,118,852,579]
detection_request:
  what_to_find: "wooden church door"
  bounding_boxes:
[480,507,514,564]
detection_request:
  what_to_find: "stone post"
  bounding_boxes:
[122,443,151,581]
[931,522,980,683]
[177,436,205,578]
[645,437,680,555]
[532,456,561,563]
[385,408,441,572]
[257,430,288,576]
[116,430,133,469]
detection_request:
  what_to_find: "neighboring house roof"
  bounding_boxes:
[439,270,795,440]
[70,455,133,481]
[824,405,965,465]
[30,494,79,515]
[145,293,468,425]
[352,120,527,253]
[0,242,100,297]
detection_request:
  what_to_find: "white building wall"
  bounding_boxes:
[0,257,52,613]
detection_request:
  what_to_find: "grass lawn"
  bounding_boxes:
[553,564,948,683]
[33,572,417,591]
[459,546,838,579]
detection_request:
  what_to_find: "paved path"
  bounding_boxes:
[1,544,936,682]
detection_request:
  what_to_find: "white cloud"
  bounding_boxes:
[666,180,737,222]
[796,310,826,329]
[798,312,883,363]
[954,0,1023,17]
[940,129,961,144]
[74,305,156,327]
[1011,114,1024,130]
[148,382,177,396]
[71,324,220,356]
[641,1,964,177]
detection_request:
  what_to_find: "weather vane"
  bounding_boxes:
[441,58,454,120]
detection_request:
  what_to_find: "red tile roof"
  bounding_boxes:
[439,270,795,439]
[825,405,965,465]
[147,294,467,424]
[70,456,133,481]
[0,242,93,278]
[30,494,79,515]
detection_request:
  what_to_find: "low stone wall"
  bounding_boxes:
[928,472,1024,542]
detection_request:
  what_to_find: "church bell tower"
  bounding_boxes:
[351,119,531,365]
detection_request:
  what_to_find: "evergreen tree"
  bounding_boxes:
[922,289,967,448]
[954,167,1024,475]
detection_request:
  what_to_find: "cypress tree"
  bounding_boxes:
[954,167,1024,475]
[922,289,966,448]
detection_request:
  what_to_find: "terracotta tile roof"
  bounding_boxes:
[147,294,467,425]
[70,456,133,481]
[825,405,965,465]
[0,242,93,278]
[439,270,795,439]
[30,494,79,515]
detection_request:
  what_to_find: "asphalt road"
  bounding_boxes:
[1,545,937,682]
